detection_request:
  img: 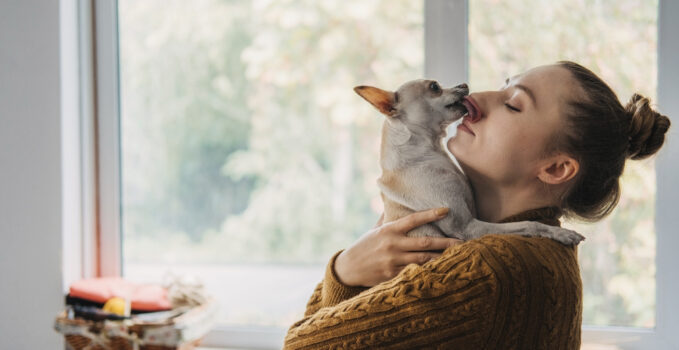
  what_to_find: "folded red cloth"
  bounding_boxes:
[69,277,172,312]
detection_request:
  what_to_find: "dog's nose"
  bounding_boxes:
[454,83,469,95]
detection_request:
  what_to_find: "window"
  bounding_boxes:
[85,0,679,348]
[117,0,425,343]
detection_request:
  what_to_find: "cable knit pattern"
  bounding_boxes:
[284,207,582,349]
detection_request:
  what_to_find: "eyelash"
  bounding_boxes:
[505,102,520,112]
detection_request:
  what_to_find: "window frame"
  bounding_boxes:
[81,0,679,348]
[92,0,123,278]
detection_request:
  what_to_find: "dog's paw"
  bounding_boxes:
[550,228,585,245]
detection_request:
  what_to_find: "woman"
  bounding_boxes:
[284,61,670,349]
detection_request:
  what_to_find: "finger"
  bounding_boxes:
[394,252,442,266]
[388,208,449,234]
[396,235,463,252]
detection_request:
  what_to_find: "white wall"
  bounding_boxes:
[0,0,65,348]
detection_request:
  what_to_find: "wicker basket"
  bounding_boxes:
[55,300,216,350]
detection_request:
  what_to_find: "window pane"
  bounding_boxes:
[118,0,423,328]
[469,0,658,328]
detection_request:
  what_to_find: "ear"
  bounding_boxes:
[537,154,579,185]
[354,86,397,117]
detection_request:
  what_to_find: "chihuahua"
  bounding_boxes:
[354,79,584,245]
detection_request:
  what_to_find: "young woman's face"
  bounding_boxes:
[447,65,577,188]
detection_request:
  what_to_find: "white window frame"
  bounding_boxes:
[77,0,678,348]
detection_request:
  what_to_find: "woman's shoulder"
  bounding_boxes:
[422,235,582,348]
[438,234,581,288]
[473,233,577,254]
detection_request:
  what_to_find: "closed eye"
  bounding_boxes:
[505,103,520,112]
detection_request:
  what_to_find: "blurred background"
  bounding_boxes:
[118,0,658,331]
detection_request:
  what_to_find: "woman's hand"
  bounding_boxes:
[334,208,463,287]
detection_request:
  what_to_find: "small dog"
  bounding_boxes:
[354,79,584,245]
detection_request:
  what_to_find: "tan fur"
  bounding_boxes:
[379,171,411,221]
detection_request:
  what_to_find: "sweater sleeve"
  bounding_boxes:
[284,241,499,349]
[302,250,369,317]
[284,235,582,350]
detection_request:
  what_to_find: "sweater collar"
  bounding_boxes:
[498,206,563,227]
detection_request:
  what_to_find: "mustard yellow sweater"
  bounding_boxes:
[284,207,582,349]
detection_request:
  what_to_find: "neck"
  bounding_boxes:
[468,172,556,223]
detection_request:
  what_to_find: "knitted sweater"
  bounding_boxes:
[284,207,582,349]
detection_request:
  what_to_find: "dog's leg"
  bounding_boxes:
[379,166,474,238]
[463,219,585,245]
[407,224,447,238]
[382,195,447,238]
[426,206,473,240]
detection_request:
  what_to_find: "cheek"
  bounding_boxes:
[491,129,540,163]
[479,138,522,176]
[447,123,517,161]
[447,128,536,182]
[495,130,550,180]
[447,132,503,175]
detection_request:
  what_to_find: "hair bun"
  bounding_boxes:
[625,93,671,160]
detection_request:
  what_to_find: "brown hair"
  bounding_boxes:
[555,61,671,221]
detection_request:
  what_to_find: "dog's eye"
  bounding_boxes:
[429,82,441,93]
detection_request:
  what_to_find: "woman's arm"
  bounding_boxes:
[285,234,582,350]
[284,240,496,350]
[285,209,478,349]
[301,251,368,317]
[300,208,462,317]
[335,208,460,287]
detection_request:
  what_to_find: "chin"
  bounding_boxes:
[447,137,472,172]
[447,137,462,158]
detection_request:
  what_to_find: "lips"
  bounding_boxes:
[458,118,475,136]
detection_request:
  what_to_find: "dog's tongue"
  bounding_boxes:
[462,99,482,123]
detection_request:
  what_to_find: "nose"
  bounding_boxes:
[455,83,468,89]
[468,89,506,123]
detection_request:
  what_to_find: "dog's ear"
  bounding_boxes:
[354,86,397,117]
